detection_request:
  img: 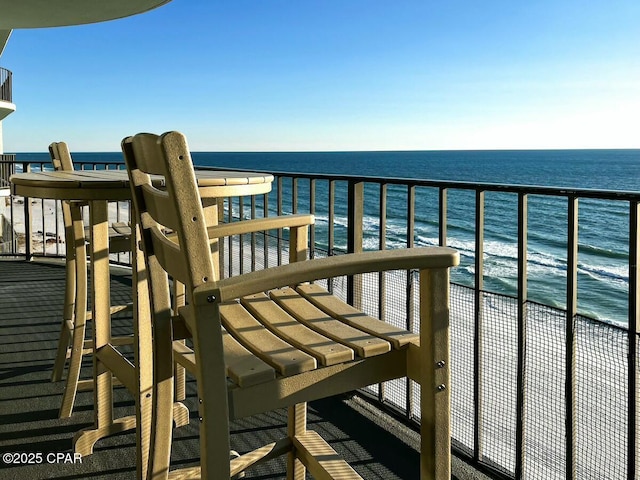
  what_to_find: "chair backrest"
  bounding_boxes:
[48,142,77,255]
[121,131,216,296]
[48,142,74,172]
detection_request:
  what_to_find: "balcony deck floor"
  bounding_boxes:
[0,259,481,480]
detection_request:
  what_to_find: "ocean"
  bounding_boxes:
[16,148,640,326]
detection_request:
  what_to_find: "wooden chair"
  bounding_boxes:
[122,131,459,480]
[48,141,133,418]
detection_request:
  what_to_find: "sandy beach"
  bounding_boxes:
[1,194,130,256]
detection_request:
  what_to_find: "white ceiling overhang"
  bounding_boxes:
[0,30,11,56]
[0,0,172,29]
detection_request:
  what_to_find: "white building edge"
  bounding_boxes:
[0,29,15,157]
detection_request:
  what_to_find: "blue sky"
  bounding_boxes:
[1,0,639,152]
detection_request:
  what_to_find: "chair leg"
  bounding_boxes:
[195,305,232,480]
[58,307,87,418]
[146,261,191,480]
[146,330,176,480]
[287,403,307,480]
[51,243,77,382]
[418,268,451,480]
[59,209,88,419]
[50,319,71,383]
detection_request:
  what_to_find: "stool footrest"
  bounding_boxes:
[293,430,363,479]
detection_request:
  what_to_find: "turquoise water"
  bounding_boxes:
[16,149,640,325]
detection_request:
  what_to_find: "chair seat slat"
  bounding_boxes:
[269,287,392,358]
[220,302,317,377]
[296,284,419,349]
[240,292,355,366]
[221,327,276,387]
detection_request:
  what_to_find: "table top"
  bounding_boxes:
[10,169,274,201]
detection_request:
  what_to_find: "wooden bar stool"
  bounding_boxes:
[123,131,459,479]
[48,142,133,418]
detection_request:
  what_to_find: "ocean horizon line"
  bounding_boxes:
[10,146,640,156]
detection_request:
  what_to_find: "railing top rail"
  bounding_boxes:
[9,157,640,202]
[197,165,640,202]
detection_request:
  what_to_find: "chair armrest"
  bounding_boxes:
[162,214,312,242]
[193,247,459,305]
[206,214,314,239]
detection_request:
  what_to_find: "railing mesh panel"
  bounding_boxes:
[574,315,628,480]
[450,282,477,454]
[223,235,639,479]
[479,291,518,475]
[524,301,567,480]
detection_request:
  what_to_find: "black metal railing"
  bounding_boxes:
[0,154,15,188]
[0,160,129,260]
[0,67,12,103]
[3,159,639,480]
[207,166,640,480]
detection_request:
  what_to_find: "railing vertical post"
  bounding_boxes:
[565,195,578,480]
[406,185,416,418]
[378,183,388,404]
[23,163,33,260]
[226,196,233,277]
[277,177,283,265]
[23,195,32,260]
[238,196,244,274]
[291,178,299,263]
[347,180,364,309]
[439,188,447,246]
[327,180,335,293]
[378,183,387,316]
[407,185,415,328]
[262,192,269,269]
[473,189,485,463]
[515,192,528,479]
[218,199,226,277]
[309,179,316,260]
[292,177,298,214]
[628,200,639,480]
[250,195,256,272]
